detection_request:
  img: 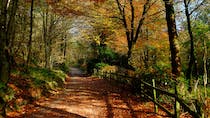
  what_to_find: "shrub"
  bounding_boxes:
[95,62,109,70]
[87,58,100,74]
[98,47,118,63]
[53,63,69,73]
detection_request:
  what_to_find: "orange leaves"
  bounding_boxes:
[89,0,106,2]
[45,0,60,4]
[45,0,84,16]
[42,0,98,17]
[51,6,83,16]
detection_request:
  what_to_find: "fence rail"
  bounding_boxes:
[96,71,201,118]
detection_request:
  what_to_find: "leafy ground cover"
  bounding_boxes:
[7,76,171,118]
[6,67,67,114]
[5,67,209,117]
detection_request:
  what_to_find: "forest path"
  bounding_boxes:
[69,67,84,76]
[8,68,169,118]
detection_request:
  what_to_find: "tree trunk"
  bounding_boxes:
[27,0,34,70]
[20,5,27,65]
[163,0,181,78]
[0,0,18,117]
[184,0,197,92]
[63,35,67,60]
[144,28,149,69]
[0,1,9,115]
[127,41,133,62]
[43,9,55,69]
[115,0,150,69]
[43,7,51,69]
[203,39,207,98]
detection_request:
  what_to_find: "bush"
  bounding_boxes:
[5,66,67,113]
[53,63,69,73]
[95,62,109,70]
[87,58,100,74]
[98,47,118,63]
[29,67,66,89]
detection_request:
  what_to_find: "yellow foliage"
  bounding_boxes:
[101,65,118,73]
[29,87,42,99]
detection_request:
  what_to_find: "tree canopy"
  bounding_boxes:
[0,0,209,117]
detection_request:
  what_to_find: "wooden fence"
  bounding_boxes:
[96,71,201,118]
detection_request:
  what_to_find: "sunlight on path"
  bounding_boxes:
[8,75,169,118]
[39,77,108,117]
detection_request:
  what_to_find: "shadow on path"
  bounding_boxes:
[9,104,86,118]
[7,68,169,118]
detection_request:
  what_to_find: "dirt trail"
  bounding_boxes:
[7,69,169,118]
[69,67,84,76]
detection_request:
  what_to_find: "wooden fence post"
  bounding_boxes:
[102,71,104,79]
[174,83,180,118]
[152,79,158,113]
[109,71,111,80]
[98,69,101,79]
[138,75,141,96]
[110,72,113,80]
[113,73,116,80]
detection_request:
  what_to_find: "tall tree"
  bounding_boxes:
[0,0,18,117]
[163,1,181,117]
[203,36,208,98]
[115,0,151,69]
[41,3,67,69]
[26,0,34,69]
[163,0,181,78]
[42,5,50,69]
[184,0,207,92]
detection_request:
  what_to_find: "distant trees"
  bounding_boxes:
[38,2,74,69]
[11,0,72,69]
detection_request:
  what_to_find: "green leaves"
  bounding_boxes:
[0,83,15,103]
[192,21,209,36]
[29,67,66,89]
[95,62,109,69]
[0,82,6,89]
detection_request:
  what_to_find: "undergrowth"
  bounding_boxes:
[7,66,67,112]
